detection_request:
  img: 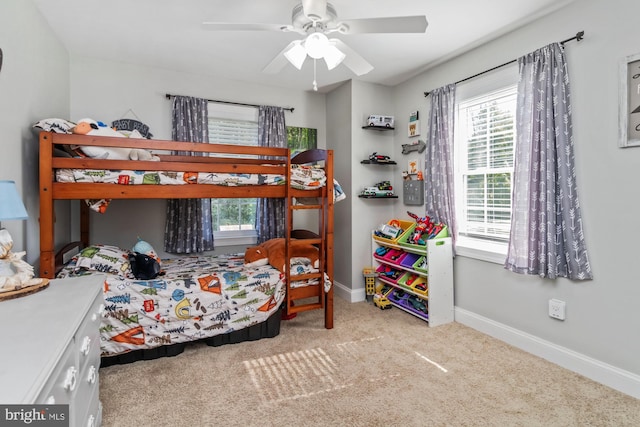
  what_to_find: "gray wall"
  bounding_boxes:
[392,0,640,394]
[0,0,71,265]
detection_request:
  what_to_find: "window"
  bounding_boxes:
[208,103,259,246]
[454,66,518,263]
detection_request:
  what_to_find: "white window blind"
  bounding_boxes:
[456,85,516,242]
[207,103,259,244]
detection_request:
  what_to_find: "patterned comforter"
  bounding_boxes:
[58,253,291,357]
[56,164,328,190]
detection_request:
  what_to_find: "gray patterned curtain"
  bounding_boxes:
[504,43,592,279]
[256,106,286,243]
[425,84,457,248]
[164,96,214,253]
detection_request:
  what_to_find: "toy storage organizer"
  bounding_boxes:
[371,227,454,327]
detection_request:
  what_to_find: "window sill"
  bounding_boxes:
[213,231,257,247]
[455,236,507,265]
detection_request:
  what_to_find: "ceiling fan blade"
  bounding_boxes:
[301,0,328,21]
[202,22,295,32]
[262,41,305,74]
[331,39,373,76]
[337,15,428,34]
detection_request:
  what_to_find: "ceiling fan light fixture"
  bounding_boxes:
[323,44,345,70]
[304,32,329,59]
[284,41,307,69]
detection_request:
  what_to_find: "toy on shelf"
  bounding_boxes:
[406,211,445,245]
[361,180,396,198]
[373,223,402,240]
[366,115,395,128]
[368,152,395,164]
[407,211,433,245]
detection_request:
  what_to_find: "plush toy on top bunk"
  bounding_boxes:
[33,117,160,161]
[244,238,319,273]
[71,118,160,161]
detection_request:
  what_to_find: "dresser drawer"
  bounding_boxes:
[35,342,77,405]
[72,363,100,426]
[77,295,104,373]
[78,389,102,427]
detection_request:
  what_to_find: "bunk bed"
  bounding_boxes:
[38,131,335,365]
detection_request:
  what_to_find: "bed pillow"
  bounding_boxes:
[33,118,76,134]
[74,244,132,277]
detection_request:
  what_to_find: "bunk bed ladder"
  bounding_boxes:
[284,150,334,329]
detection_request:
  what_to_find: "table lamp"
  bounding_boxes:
[0,180,28,269]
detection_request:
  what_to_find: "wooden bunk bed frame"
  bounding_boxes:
[39,131,334,329]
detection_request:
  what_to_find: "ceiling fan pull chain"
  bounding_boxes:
[313,58,318,91]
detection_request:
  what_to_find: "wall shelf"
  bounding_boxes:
[362,126,394,131]
[361,160,397,165]
[358,195,398,199]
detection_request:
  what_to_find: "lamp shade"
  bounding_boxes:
[304,33,329,59]
[323,43,346,70]
[0,180,28,221]
[284,41,307,70]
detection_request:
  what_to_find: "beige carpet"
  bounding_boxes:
[99,297,639,427]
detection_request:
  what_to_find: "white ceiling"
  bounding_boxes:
[33,0,572,93]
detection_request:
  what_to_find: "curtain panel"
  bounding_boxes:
[256,105,286,243]
[164,96,215,254]
[504,43,592,280]
[425,84,458,249]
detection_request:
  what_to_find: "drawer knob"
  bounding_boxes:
[63,366,77,392]
[80,336,92,356]
[92,304,105,322]
[87,365,97,384]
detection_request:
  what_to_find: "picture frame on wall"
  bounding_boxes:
[408,110,420,137]
[619,52,640,148]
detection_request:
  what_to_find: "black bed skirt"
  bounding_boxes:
[100,307,282,367]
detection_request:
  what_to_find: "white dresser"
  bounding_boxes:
[0,275,104,427]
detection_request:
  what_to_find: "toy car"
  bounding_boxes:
[369,152,392,163]
[362,187,394,197]
[408,295,428,313]
[373,293,393,310]
[375,180,393,190]
[367,115,395,128]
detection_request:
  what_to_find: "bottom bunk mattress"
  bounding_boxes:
[57,249,287,364]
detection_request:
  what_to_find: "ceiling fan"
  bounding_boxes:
[203,0,428,89]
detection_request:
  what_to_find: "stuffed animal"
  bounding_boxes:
[71,118,159,161]
[244,238,319,273]
[129,238,162,280]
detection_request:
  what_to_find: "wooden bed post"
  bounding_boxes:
[325,150,334,329]
[39,132,55,278]
[80,202,90,248]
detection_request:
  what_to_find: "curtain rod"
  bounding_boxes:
[165,93,294,112]
[423,31,585,97]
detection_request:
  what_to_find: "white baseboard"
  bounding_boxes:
[333,281,366,303]
[455,307,640,399]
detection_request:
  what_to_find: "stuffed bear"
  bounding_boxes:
[244,238,319,273]
[71,118,160,161]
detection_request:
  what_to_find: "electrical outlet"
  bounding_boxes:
[549,299,566,320]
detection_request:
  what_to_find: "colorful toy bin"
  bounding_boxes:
[399,223,449,251]
[373,219,413,245]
